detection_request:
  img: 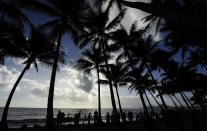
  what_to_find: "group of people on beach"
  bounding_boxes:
[56,110,164,127]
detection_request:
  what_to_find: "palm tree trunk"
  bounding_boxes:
[169,95,180,111]
[101,40,117,113]
[139,89,149,118]
[143,91,157,119]
[0,61,31,129]
[121,1,207,30]
[179,92,192,110]
[46,29,63,129]
[114,84,123,120]
[145,64,168,111]
[147,89,164,110]
[181,92,193,107]
[96,66,102,122]
[173,95,185,109]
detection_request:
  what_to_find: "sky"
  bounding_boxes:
[0,0,187,109]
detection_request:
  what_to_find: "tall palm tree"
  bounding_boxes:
[125,68,154,117]
[78,1,125,116]
[0,22,64,129]
[99,61,128,120]
[160,63,198,110]
[15,0,90,128]
[111,26,164,110]
[75,46,106,122]
[129,35,169,111]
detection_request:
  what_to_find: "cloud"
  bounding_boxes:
[31,88,48,97]
[0,65,19,91]
[58,65,94,93]
[0,62,181,108]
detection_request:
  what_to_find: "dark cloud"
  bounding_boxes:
[31,88,47,97]
[77,74,93,93]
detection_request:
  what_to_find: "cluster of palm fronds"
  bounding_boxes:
[1,0,207,130]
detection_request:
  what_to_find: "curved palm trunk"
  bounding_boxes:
[0,62,31,129]
[121,1,207,30]
[173,95,185,109]
[124,48,152,117]
[145,64,168,111]
[46,29,63,129]
[96,67,102,122]
[147,89,164,110]
[139,89,149,118]
[181,92,193,107]
[114,84,123,121]
[101,40,117,114]
[179,92,192,110]
[143,91,157,119]
[169,95,180,111]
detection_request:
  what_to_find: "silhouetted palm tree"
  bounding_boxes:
[129,35,169,111]
[0,23,64,130]
[99,61,128,120]
[111,26,164,110]
[15,0,90,128]
[125,68,153,117]
[75,46,106,122]
[78,1,125,115]
[160,62,198,110]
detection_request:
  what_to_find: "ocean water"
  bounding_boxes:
[0,108,140,128]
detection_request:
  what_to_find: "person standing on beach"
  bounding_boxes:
[56,110,61,127]
[122,112,126,123]
[88,113,91,125]
[94,110,98,124]
[106,112,111,124]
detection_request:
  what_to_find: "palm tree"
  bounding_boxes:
[0,23,64,130]
[160,63,198,110]
[75,46,106,122]
[77,1,125,116]
[99,61,128,120]
[111,26,164,110]
[15,0,90,128]
[125,68,153,118]
[129,35,169,111]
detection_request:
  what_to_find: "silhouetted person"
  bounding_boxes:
[67,113,70,119]
[74,112,81,126]
[122,112,126,123]
[106,112,111,124]
[128,112,133,122]
[88,113,92,125]
[94,110,98,124]
[56,110,61,127]
[117,112,120,123]
[60,111,65,125]
[111,111,116,124]
[150,111,154,119]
